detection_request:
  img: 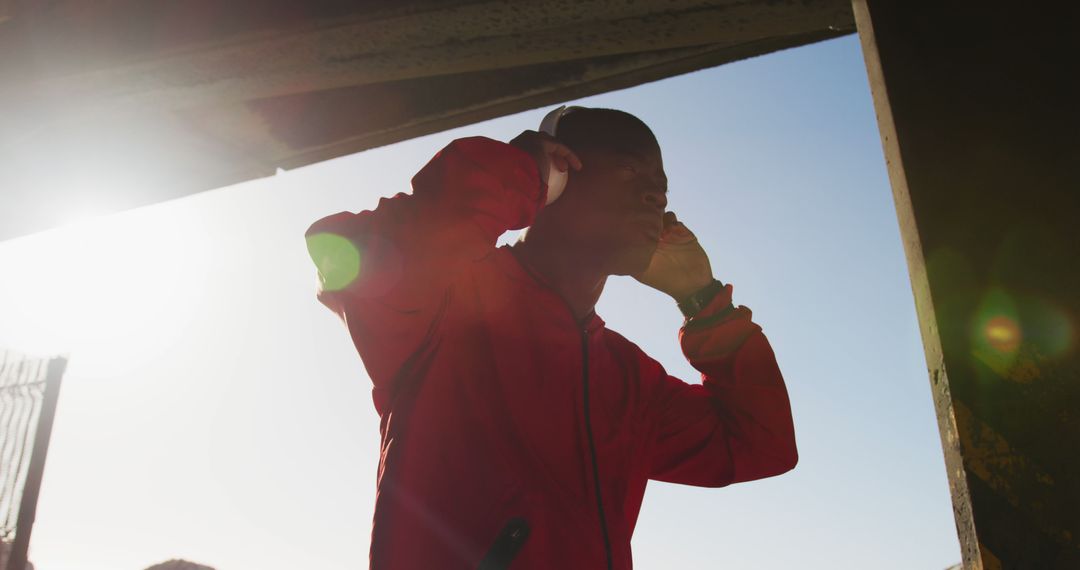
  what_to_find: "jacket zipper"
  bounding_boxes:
[581,327,614,570]
[506,247,614,567]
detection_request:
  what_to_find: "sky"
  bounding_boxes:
[0,36,961,569]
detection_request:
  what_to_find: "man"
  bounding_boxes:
[305,107,797,570]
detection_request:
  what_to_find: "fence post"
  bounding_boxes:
[6,357,66,570]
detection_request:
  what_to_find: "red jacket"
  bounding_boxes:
[306,136,797,570]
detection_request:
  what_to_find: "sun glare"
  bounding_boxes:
[0,203,212,378]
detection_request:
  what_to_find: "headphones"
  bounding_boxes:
[539,104,584,137]
[536,105,586,204]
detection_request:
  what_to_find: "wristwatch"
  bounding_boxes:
[676,278,727,318]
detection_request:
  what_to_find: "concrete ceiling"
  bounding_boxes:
[0,0,854,241]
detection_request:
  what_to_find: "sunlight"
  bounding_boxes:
[0,202,212,378]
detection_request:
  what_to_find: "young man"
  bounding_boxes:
[306,107,797,570]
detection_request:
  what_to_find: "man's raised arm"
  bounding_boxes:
[304,134,578,412]
[307,137,540,312]
[633,212,797,486]
[644,287,798,487]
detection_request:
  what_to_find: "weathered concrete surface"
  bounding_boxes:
[0,0,853,240]
[854,1,1080,568]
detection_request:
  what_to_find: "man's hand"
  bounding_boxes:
[634,212,715,302]
[509,130,582,204]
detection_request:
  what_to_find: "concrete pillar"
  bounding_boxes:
[853,1,1079,568]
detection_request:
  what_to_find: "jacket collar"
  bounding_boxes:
[496,245,606,334]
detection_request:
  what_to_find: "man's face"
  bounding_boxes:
[546,141,669,275]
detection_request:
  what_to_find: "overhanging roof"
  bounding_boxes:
[0,0,853,241]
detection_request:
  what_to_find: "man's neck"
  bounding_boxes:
[513,231,607,324]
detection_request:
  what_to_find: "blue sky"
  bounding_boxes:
[0,36,959,569]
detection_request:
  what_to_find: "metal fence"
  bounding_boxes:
[0,351,66,570]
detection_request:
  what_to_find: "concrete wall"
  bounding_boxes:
[854,1,1080,567]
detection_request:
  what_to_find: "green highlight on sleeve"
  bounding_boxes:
[305,232,361,291]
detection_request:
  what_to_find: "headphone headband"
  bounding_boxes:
[539,105,586,136]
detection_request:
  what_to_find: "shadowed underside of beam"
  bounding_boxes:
[0,0,853,240]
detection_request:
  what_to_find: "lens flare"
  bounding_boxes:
[971,288,1022,380]
[1025,297,1074,358]
[984,315,1021,353]
[970,286,1075,385]
[306,232,361,291]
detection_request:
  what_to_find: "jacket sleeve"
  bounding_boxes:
[644,284,798,487]
[305,136,545,413]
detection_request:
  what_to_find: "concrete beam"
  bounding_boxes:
[0,0,852,240]
[854,1,1080,567]
[238,31,844,169]
[1,1,852,116]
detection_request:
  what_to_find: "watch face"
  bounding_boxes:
[679,279,724,318]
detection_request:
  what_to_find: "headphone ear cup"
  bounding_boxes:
[542,164,568,205]
[538,104,583,204]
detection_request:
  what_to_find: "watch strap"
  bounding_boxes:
[676,278,726,318]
